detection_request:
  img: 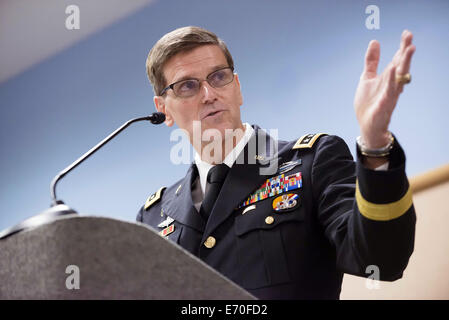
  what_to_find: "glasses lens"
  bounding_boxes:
[208,68,234,88]
[173,79,200,97]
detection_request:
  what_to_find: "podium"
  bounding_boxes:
[0,215,255,299]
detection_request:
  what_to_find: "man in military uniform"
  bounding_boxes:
[137,26,416,299]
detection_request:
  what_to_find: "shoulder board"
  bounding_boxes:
[292,133,328,150]
[144,186,166,211]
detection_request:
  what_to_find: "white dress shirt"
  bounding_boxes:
[192,123,255,211]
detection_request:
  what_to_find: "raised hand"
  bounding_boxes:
[354,30,416,149]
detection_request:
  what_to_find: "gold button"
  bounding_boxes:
[265,216,274,225]
[204,236,216,249]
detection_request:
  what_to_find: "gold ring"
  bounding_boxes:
[396,73,411,85]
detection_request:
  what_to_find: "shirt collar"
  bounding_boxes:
[194,123,255,195]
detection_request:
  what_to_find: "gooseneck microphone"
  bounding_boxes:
[51,112,165,206]
[0,112,165,239]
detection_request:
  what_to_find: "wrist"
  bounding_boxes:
[360,131,391,149]
[357,131,394,158]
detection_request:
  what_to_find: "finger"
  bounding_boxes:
[399,30,413,54]
[387,65,397,94]
[393,30,413,66]
[362,40,380,79]
[397,44,416,76]
[385,65,399,109]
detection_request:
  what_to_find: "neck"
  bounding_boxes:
[195,123,246,165]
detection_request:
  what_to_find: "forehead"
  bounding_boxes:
[163,45,228,83]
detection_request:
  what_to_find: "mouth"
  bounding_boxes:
[202,109,225,120]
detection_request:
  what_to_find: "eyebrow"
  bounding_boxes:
[171,64,229,84]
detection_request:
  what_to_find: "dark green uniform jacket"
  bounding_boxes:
[137,125,416,299]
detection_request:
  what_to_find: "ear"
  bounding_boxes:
[154,95,174,127]
[234,73,243,107]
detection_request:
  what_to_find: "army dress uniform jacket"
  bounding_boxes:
[137,125,416,299]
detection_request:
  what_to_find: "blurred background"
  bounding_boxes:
[1,0,448,231]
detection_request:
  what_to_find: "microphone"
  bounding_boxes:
[0,112,165,239]
[148,111,165,124]
[50,112,165,206]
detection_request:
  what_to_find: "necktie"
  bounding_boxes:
[200,164,230,221]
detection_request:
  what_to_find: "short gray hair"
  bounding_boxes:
[146,26,234,95]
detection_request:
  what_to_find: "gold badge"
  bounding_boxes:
[272,193,299,212]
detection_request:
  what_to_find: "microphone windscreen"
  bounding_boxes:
[150,112,166,124]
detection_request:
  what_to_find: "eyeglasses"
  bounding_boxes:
[160,67,235,98]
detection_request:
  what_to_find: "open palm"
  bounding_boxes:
[354,30,416,148]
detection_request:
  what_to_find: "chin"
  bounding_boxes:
[203,118,237,134]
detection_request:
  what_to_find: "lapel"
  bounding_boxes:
[202,125,281,239]
[162,164,205,233]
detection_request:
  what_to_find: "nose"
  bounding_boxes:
[199,80,218,104]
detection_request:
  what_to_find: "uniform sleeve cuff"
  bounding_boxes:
[355,134,413,221]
